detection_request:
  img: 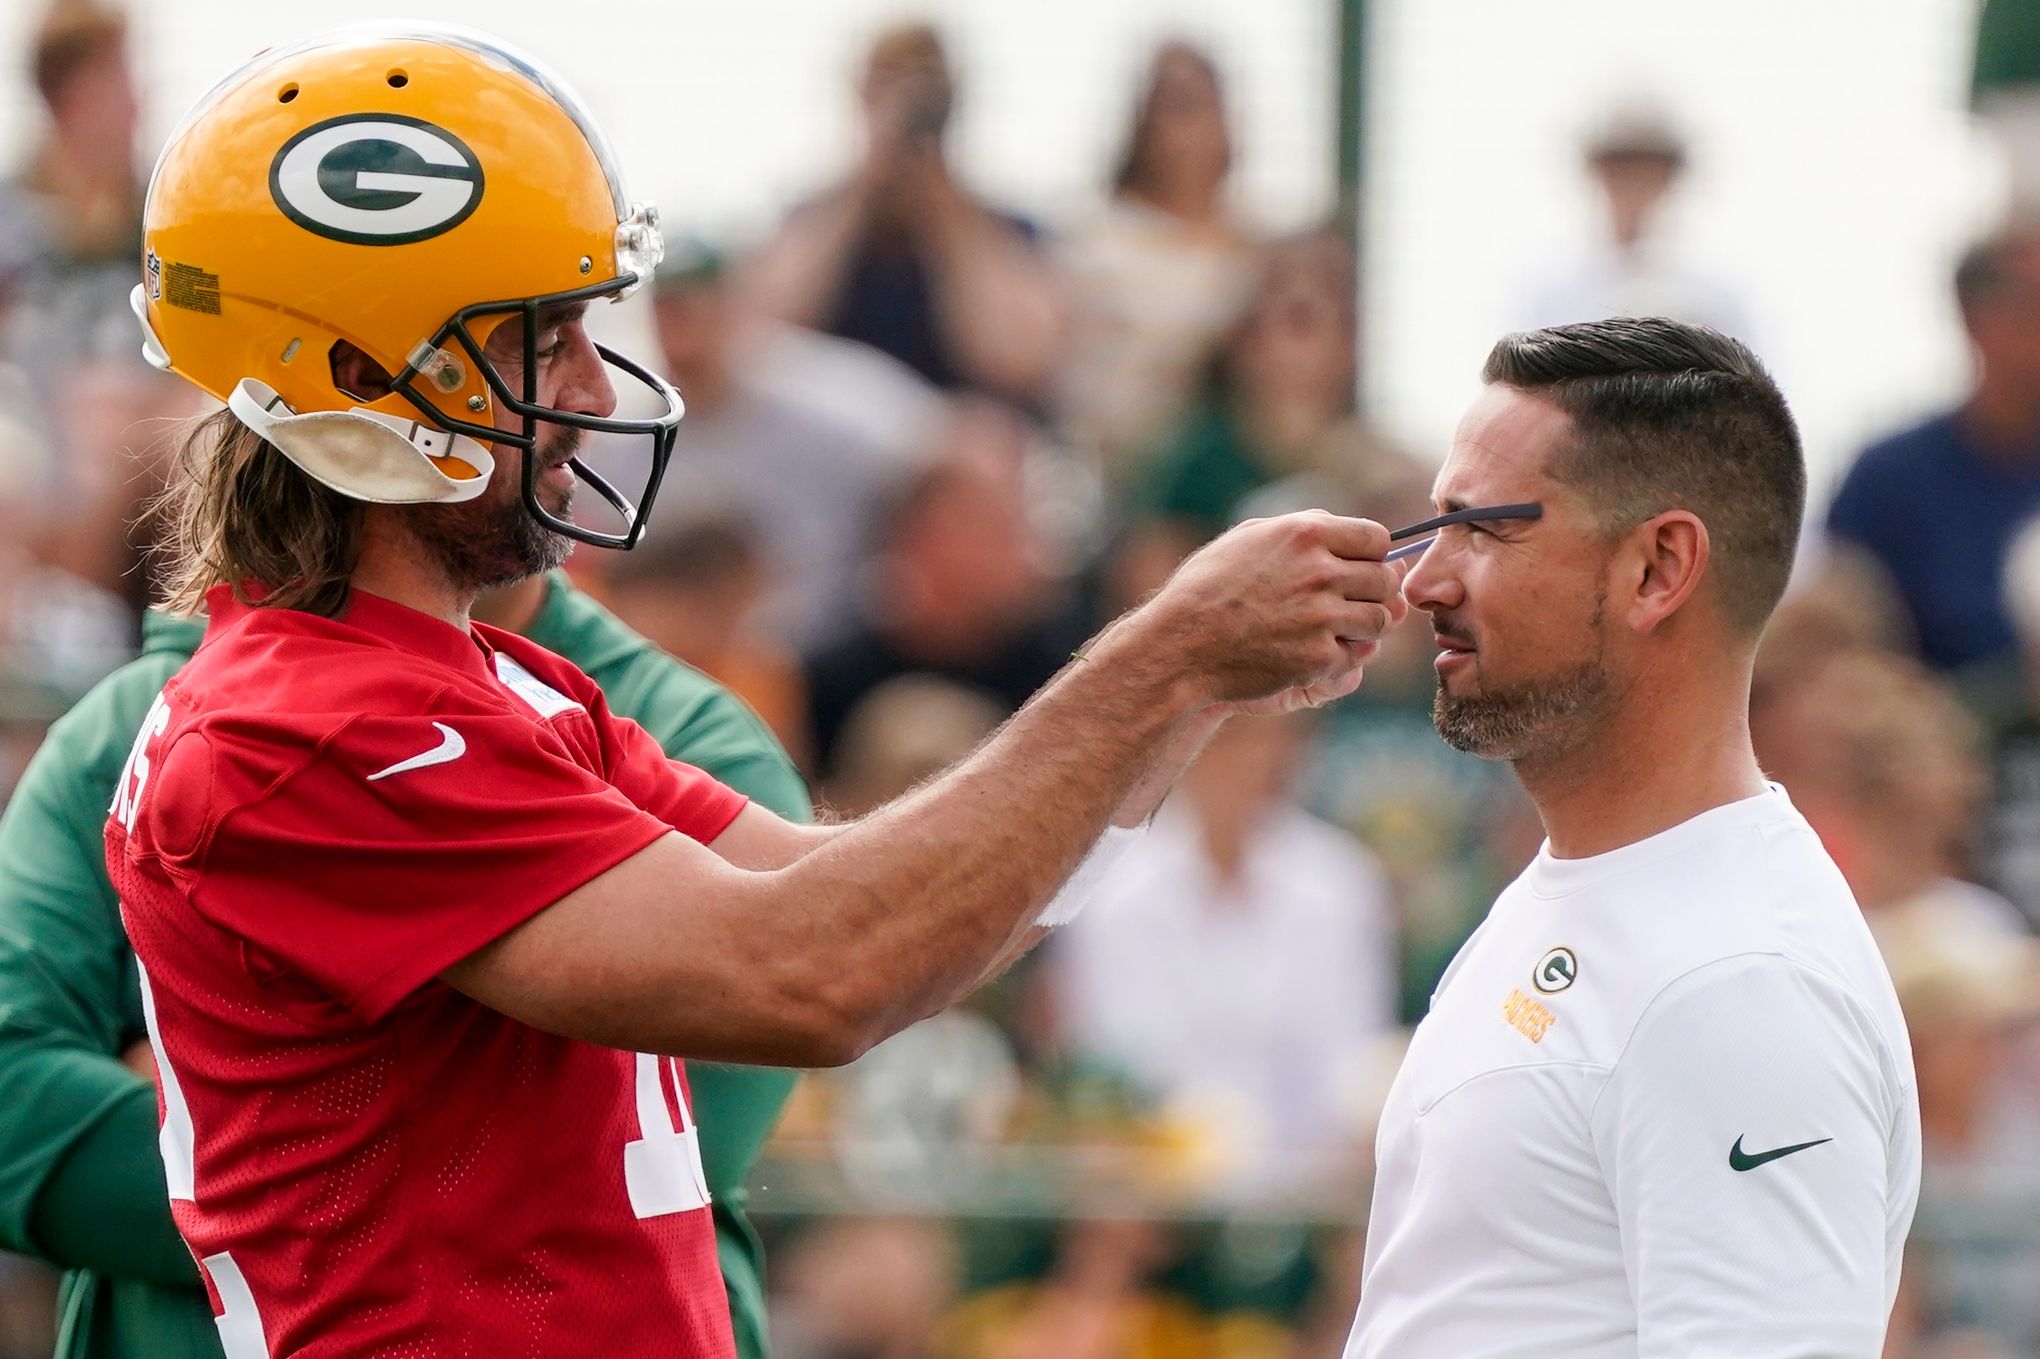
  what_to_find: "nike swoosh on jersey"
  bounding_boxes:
[366,722,466,782]
[1728,1134,1833,1172]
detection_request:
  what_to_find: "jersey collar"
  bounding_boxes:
[204,583,495,678]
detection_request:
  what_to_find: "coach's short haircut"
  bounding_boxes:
[1482,317,1805,635]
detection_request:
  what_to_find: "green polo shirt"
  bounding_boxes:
[0,573,809,1359]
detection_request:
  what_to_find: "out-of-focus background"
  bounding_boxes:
[1,1,2039,1356]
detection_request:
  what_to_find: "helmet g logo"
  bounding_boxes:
[270,114,484,246]
[1533,947,1578,994]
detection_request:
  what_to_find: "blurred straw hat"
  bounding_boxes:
[1871,888,2040,1026]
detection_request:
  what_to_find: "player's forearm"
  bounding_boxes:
[856,706,1218,1019]
[769,627,1204,1058]
[1115,703,1226,828]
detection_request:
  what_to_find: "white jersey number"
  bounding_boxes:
[136,961,272,1358]
[109,691,171,834]
[623,1052,713,1217]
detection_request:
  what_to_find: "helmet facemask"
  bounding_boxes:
[396,270,683,551]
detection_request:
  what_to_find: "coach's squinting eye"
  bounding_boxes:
[1386,503,1543,562]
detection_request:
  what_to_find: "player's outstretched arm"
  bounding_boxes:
[443,511,1403,1068]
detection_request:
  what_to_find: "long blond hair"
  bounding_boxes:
[149,408,362,618]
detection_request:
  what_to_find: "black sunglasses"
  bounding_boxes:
[1385,503,1543,562]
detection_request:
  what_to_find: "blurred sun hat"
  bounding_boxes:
[1871,887,2040,1026]
[1583,102,1688,166]
[651,233,726,296]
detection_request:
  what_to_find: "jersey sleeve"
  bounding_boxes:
[1588,954,1914,1358]
[174,704,684,1024]
[482,631,749,842]
[594,702,748,843]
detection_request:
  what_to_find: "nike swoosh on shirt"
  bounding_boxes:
[366,722,466,782]
[1728,1134,1833,1172]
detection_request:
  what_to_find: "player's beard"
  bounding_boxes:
[1431,591,1612,763]
[402,426,578,594]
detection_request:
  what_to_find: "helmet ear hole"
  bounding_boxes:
[330,340,396,401]
[386,70,409,88]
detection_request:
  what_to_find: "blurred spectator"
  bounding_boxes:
[742,23,1066,405]
[939,1220,1200,1359]
[617,240,921,650]
[1826,226,2040,673]
[802,400,1081,781]
[0,1,145,406]
[1875,897,2040,1354]
[1749,548,1918,688]
[43,358,201,623]
[0,375,127,715]
[1112,229,1412,605]
[1879,900,2040,1172]
[1525,103,1753,338]
[1978,515,2040,921]
[1048,712,1398,1193]
[772,1217,960,1359]
[600,508,810,765]
[1975,0,2040,217]
[1055,42,1258,488]
[828,675,1005,816]
[1751,648,2020,930]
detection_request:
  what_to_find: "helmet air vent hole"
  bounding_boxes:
[278,84,299,103]
[386,70,408,89]
[281,337,302,364]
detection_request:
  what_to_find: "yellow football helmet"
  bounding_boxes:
[134,24,681,548]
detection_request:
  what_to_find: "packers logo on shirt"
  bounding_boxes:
[1533,946,1578,994]
[270,114,485,246]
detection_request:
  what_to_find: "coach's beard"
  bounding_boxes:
[1430,595,1612,763]
[402,428,578,594]
[1432,658,1611,761]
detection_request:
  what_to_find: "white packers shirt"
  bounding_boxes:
[1346,786,1920,1359]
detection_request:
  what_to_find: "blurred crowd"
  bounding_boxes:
[4,3,2040,1358]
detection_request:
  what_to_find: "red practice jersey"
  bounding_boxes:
[107,585,749,1358]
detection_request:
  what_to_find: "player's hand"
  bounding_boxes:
[1137,510,1407,709]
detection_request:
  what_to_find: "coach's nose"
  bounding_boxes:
[1403,537,1465,615]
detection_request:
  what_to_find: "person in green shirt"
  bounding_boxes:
[0,569,811,1359]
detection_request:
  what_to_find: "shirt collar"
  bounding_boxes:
[203,582,495,679]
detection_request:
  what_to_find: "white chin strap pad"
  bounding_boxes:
[226,378,495,505]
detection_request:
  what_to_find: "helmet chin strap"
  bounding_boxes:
[226,378,496,505]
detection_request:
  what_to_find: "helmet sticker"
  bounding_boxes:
[162,261,221,315]
[269,113,484,246]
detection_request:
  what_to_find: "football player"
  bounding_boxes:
[110,23,1405,1357]
[0,566,807,1359]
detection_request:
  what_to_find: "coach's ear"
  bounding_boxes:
[330,340,397,403]
[1620,509,1709,635]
